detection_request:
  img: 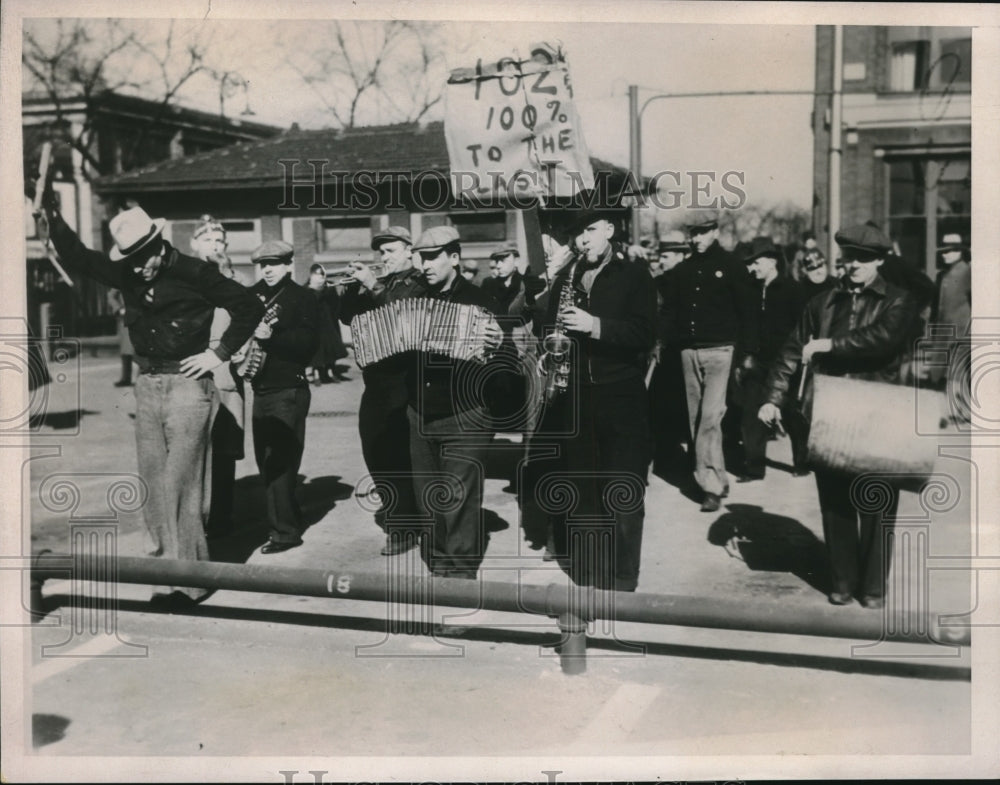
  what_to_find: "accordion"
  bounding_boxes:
[350,297,499,369]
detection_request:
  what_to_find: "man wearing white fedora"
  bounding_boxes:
[37,200,263,609]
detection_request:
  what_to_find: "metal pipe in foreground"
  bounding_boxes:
[31,553,968,673]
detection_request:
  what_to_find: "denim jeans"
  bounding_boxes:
[134,373,218,600]
[681,345,734,496]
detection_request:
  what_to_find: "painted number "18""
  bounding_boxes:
[327,574,352,594]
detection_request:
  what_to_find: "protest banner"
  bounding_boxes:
[445,43,595,202]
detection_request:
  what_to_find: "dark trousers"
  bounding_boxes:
[740,367,810,477]
[552,377,650,592]
[814,470,899,598]
[649,348,690,478]
[408,407,490,578]
[359,382,421,534]
[252,386,310,543]
[207,403,241,536]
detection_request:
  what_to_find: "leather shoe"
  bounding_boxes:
[736,474,764,484]
[260,539,302,555]
[700,493,722,513]
[380,534,418,556]
[860,595,885,609]
[828,591,854,605]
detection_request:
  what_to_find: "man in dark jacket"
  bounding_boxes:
[246,241,320,554]
[664,213,759,511]
[737,238,808,481]
[40,203,263,607]
[759,223,919,608]
[339,226,427,555]
[407,226,502,579]
[543,209,657,592]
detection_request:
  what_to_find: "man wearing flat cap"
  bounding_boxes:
[664,211,759,512]
[339,225,426,556]
[759,222,919,608]
[406,225,503,580]
[543,208,657,592]
[245,240,320,554]
[36,200,263,608]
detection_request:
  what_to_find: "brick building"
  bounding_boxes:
[812,25,971,277]
[95,121,635,287]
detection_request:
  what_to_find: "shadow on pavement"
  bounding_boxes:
[32,713,71,748]
[208,474,354,563]
[29,409,100,430]
[707,503,829,595]
[39,597,967,682]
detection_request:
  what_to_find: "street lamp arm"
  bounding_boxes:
[638,89,831,120]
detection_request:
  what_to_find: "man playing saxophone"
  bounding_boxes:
[541,209,657,592]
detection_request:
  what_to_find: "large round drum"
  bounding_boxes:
[806,374,949,491]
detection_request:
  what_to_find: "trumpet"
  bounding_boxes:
[327,263,388,286]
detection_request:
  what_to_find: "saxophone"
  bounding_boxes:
[539,262,578,402]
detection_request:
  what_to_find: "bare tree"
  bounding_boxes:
[282,20,448,129]
[23,19,221,176]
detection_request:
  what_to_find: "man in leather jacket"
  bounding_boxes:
[759,223,919,608]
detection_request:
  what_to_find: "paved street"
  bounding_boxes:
[21,351,978,768]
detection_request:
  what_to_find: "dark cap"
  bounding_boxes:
[685,210,720,233]
[936,232,967,252]
[743,236,783,264]
[370,225,412,250]
[309,263,326,275]
[658,230,689,254]
[568,208,617,237]
[802,249,827,271]
[835,223,892,258]
[251,240,294,264]
[489,244,520,260]
[412,225,460,253]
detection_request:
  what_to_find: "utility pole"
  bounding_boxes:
[828,25,844,266]
[628,84,642,244]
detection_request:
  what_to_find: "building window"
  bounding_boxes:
[316,216,373,262]
[890,41,929,91]
[886,155,970,275]
[218,220,261,268]
[886,27,971,92]
[450,211,508,243]
[419,211,508,243]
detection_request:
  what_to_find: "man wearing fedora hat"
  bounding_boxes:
[664,211,759,512]
[929,232,972,387]
[759,222,919,608]
[737,237,808,482]
[338,225,427,556]
[39,201,263,607]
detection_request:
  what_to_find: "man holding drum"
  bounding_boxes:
[758,223,919,608]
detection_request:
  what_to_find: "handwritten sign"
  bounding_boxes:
[445,43,595,200]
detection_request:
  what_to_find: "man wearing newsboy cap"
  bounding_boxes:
[36,200,263,609]
[338,225,427,557]
[759,222,919,609]
[245,241,320,554]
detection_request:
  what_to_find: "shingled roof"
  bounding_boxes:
[95,120,628,193]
